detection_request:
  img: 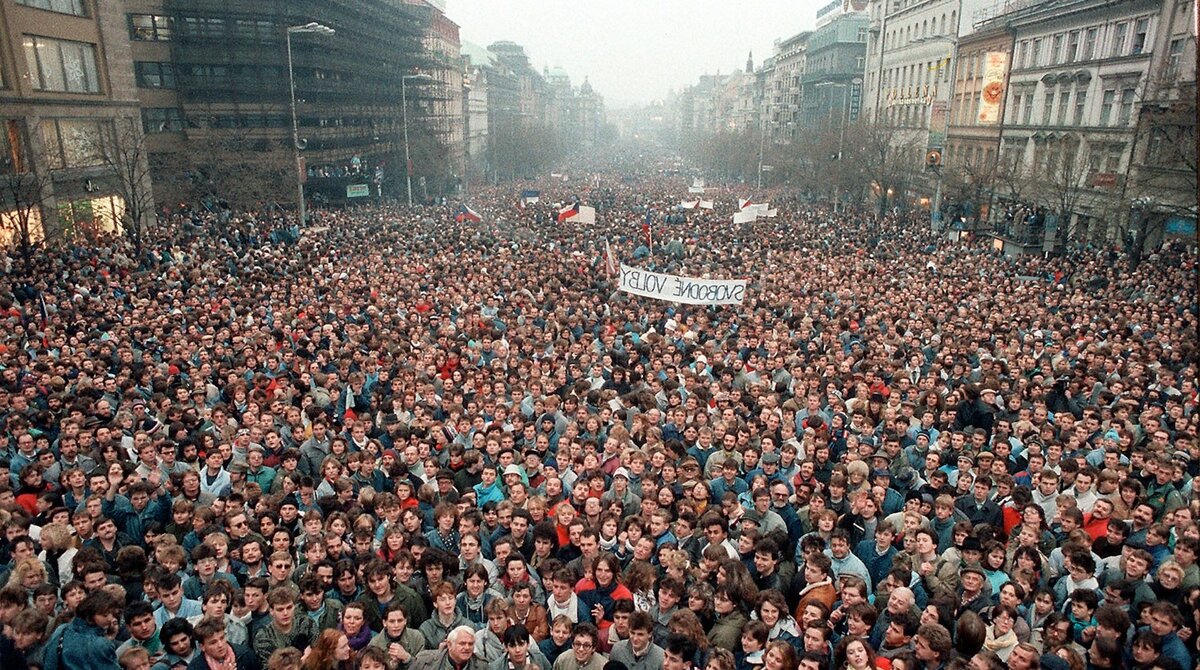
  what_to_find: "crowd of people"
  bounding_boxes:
[0,164,1196,670]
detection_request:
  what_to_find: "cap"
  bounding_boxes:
[613,467,630,479]
[960,564,986,578]
[958,453,975,465]
[872,448,890,460]
[228,461,248,474]
[436,468,455,481]
[248,444,264,454]
[961,536,983,553]
[977,451,995,461]
[980,387,998,396]
[761,452,780,465]
[503,464,523,477]
[872,469,892,479]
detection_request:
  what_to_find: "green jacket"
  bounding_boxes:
[253,615,318,666]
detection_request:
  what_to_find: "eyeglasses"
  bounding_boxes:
[572,641,594,649]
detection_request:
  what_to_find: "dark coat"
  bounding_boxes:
[186,643,261,670]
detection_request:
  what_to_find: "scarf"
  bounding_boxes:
[205,642,237,670]
[983,627,1017,653]
[343,622,373,650]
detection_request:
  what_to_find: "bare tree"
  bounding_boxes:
[1031,134,1093,244]
[843,117,921,214]
[82,117,156,251]
[1123,85,1197,263]
[0,169,52,266]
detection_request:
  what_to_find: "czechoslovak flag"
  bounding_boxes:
[557,202,580,222]
[455,204,482,222]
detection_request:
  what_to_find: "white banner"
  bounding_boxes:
[680,199,714,210]
[618,264,747,305]
[977,52,1008,125]
[688,186,706,194]
[732,210,757,224]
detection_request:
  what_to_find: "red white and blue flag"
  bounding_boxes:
[557,202,580,222]
[454,204,482,223]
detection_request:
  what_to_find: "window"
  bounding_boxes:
[1132,18,1150,54]
[1011,92,1023,123]
[1083,28,1098,60]
[1022,91,1034,123]
[1058,89,1070,124]
[1031,38,1042,67]
[1074,88,1087,124]
[39,118,110,169]
[130,14,172,41]
[1051,34,1064,64]
[135,62,175,89]
[1110,22,1128,57]
[16,0,87,16]
[1118,87,1135,125]
[856,56,865,70]
[22,35,100,93]
[1103,143,1123,172]
[1167,38,1184,77]
[142,108,184,133]
[1017,41,1028,68]
[1066,31,1080,63]
[857,27,868,42]
[1042,86,1055,123]
[1100,89,1115,125]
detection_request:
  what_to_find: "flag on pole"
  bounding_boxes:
[454,204,482,222]
[643,205,653,253]
[604,240,618,277]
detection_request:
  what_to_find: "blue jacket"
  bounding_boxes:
[44,618,118,670]
[854,539,897,589]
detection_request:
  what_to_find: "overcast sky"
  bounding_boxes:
[448,1,819,108]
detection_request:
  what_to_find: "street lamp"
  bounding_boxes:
[402,73,433,205]
[286,22,335,226]
[816,79,862,212]
[911,35,957,230]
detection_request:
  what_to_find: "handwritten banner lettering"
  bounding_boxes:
[618,264,747,305]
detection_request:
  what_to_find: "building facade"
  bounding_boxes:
[997,0,1176,241]
[801,11,869,129]
[0,0,151,243]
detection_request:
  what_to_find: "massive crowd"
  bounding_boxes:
[0,167,1196,670]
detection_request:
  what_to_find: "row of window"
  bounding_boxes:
[1014,17,1152,70]
[129,14,282,43]
[880,58,952,90]
[16,0,87,17]
[1006,83,1137,128]
[884,10,957,51]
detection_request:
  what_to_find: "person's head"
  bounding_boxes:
[663,632,698,670]
[160,617,196,658]
[448,625,477,664]
[571,623,601,664]
[118,641,157,670]
[1146,601,1183,637]
[836,635,876,670]
[267,587,297,628]
[913,623,952,665]
[194,617,232,661]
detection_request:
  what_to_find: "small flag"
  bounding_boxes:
[454,204,482,222]
[604,240,618,277]
[643,206,653,252]
[557,202,580,222]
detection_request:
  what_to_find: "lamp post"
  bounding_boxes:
[911,34,957,231]
[286,22,335,226]
[815,79,862,212]
[402,73,433,205]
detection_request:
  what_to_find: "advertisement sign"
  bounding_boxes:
[928,100,948,150]
[977,52,1009,125]
[346,184,370,198]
